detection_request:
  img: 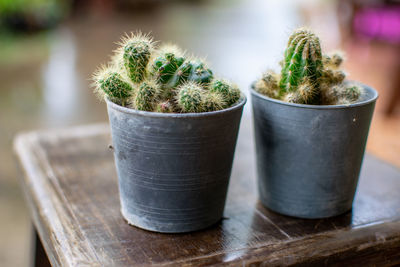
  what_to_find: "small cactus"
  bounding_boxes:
[131,79,160,111]
[321,69,346,85]
[93,32,241,113]
[209,79,240,106]
[176,82,204,113]
[118,33,153,84]
[254,70,280,98]
[92,65,133,106]
[254,27,363,105]
[151,46,187,89]
[323,51,344,69]
[188,60,213,85]
[202,91,226,112]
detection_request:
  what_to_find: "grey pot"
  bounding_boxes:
[251,84,378,219]
[106,97,246,233]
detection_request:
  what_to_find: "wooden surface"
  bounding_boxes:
[14,123,400,266]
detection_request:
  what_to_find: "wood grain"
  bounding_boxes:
[14,123,400,266]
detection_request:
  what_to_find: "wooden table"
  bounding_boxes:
[14,124,400,266]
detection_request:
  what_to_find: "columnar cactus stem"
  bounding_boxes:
[279,28,323,104]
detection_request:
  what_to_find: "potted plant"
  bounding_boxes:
[251,28,378,219]
[92,33,246,233]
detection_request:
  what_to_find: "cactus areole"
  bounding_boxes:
[92,32,241,113]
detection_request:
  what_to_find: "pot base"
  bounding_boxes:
[259,197,353,219]
[121,207,221,233]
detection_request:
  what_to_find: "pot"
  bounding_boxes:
[106,96,246,232]
[251,84,378,218]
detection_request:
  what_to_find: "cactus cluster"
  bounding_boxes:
[92,33,241,113]
[254,28,363,105]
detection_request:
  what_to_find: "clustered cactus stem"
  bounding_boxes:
[93,32,241,113]
[255,28,363,105]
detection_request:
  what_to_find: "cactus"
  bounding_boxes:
[189,60,213,84]
[279,28,323,104]
[176,81,204,113]
[92,65,133,106]
[151,46,187,88]
[93,32,241,113]
[323,51,344,69]
[151,49,213,92]
[176,82,227,113]
[254,28,363,105]
[255,70,280,98]
[131,79,160,111]
[209,79,240,106]
[118,32,153,84]
[202,91,226,112]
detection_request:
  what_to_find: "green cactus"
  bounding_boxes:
[118,33,153,84]
[279,28,323,104]
[176,82,204,113]
[151,50,213,93]
[93,32,242,113]
[254,28,363,106]
[189,60,213,85]
[151,46,187,88]
[92,65,133,106]
[202,91,226,112]
[131,80,160,111]
[209,79,240,106]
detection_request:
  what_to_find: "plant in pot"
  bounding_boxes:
[92,33,246,233]
[251,28,378,219]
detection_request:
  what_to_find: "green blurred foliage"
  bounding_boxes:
[0,0,67,32]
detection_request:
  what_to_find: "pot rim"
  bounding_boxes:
[250,82,378,110]
[105,94,247,118]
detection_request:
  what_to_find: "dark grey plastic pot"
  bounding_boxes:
[251,84,378,219]
[106,97,246,233]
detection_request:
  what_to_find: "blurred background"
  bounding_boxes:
[1,0,399,265]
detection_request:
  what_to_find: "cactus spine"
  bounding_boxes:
[93,32,241,113]
[254,28,363,105]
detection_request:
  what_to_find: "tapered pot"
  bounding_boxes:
[251,84,378,218]
[106,97,246,233]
